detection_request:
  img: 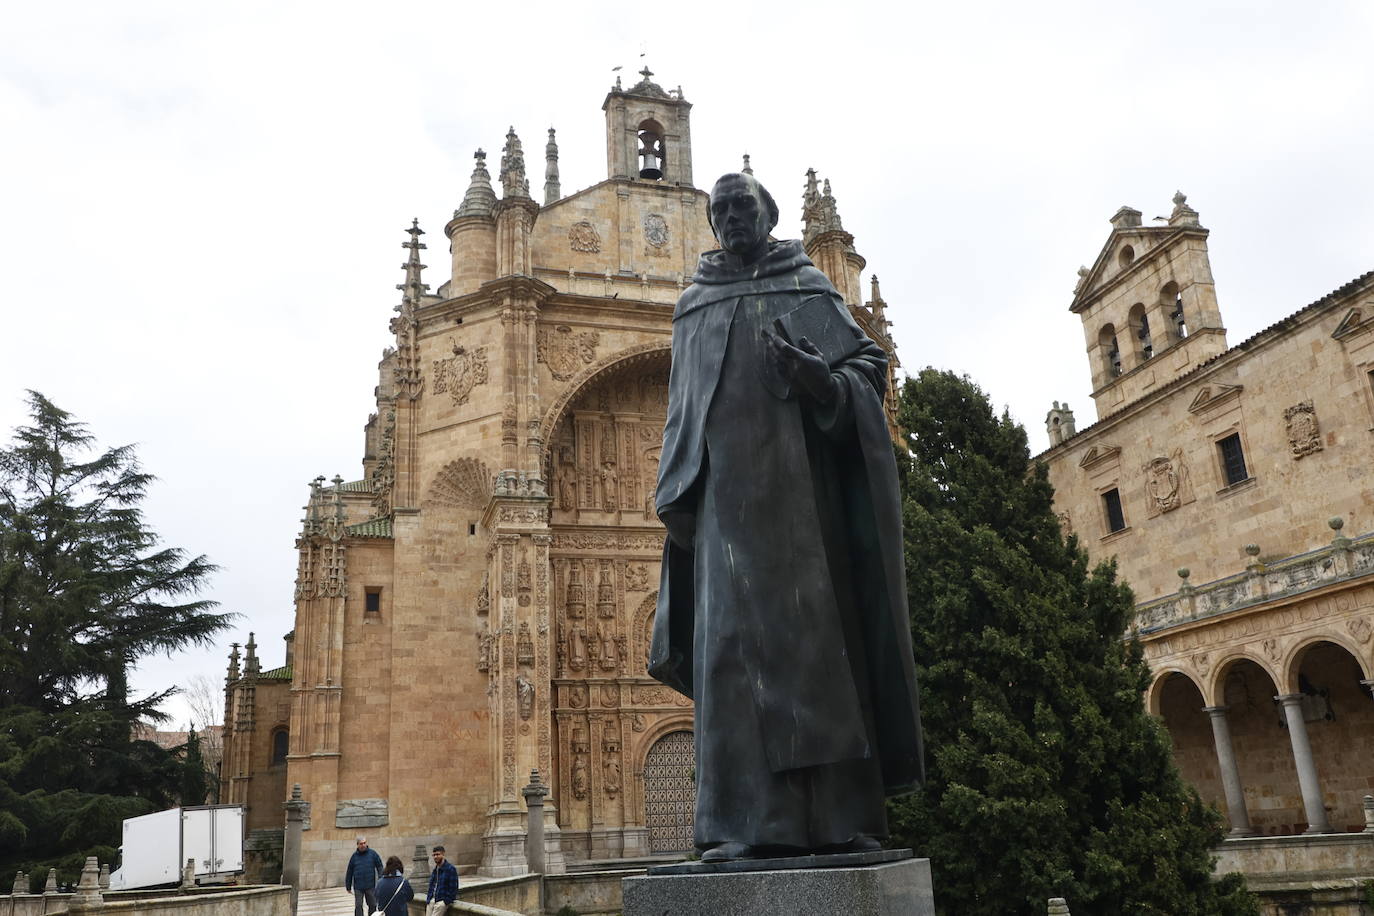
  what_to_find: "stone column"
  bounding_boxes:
[1276,694,1331,833]
[409,845,430,896]
[522,769,549,875]
[1203,706,1253,836]
[282,783,308,913]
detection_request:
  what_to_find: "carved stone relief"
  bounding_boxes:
[1285,401,1323,458]
[624,563,651,592]
[517,622,534,667]
[1143,449,1191,518]
[538,325,600,382]
[426,457,490,509]
[643,213,670,253]
[516,675,534,720]
[568,221,601,253]
[432,341,489,407]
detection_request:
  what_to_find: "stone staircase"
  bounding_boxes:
[296,887,359,916]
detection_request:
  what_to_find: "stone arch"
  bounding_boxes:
[1207,650,1281,707]
[538,342,672,459]
[425,456,491,509]
[1209,654,1302,834]
[632,591,659,679]
[1147,667,1202,716]
[1281,633,1372,694]
[1153,671,1220,817]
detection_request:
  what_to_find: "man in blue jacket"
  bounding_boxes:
[343,836,383,916]
[424,846,458,916]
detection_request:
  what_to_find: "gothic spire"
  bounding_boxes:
[544,127,561,205]
[500,127,530,199]
[396,219,429,308]
[244,632,259,678]
[227,642,241,681]
[868,274,887,324]
[457,149,496,219]
[741,153,753,175]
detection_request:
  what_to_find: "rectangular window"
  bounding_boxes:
[1103,488,1126,533]
[364,588,381,614]
[1217,433,1248,487]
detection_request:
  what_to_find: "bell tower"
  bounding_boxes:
[602,68,694,186]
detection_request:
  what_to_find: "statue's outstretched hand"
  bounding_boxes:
[763,329,838,404]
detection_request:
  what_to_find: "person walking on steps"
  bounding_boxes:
[343,835,383,916]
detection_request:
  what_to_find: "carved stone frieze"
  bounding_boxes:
[552,531,664,552]
[432,341,489,407]
[1285,400,1323,458]
[631,684,690,707]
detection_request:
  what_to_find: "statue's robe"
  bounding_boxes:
[650,240,923,850]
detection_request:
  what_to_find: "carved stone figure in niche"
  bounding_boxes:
[600,684,618,706]
[650,173,923,862]
[1143,448,1190,518]
[475,572,490,617]
[596,565,615,618]
[600,463,618,510]
[558,466,576,510]
[517,622,534,667]
[1285,400,1323,458]
[597,622,620,672]
[569,684,587,709]
[603,755,622,797]
[569,625,587,672]
[642,449,661,520]
[630,713,647,733]
[565,562,586,618]
[476,623,492,673]
[624,563,651,592]
[516,675,534,720]
[568,220,601,253]
[572,754,590,800]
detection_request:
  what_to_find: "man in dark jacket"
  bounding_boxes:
[650,172,923,863]
[343,836,383,916]
[424,845,458,916]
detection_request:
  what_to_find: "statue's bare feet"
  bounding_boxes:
[700,842,754,862]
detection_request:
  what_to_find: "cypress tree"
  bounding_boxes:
[180,726,210,806]
[889,369,1255,916]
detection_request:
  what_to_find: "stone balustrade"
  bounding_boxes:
[1134,522,1374,635]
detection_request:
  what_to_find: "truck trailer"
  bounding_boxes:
[107,805,244,890]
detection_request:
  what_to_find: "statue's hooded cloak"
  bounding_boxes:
[650,239,923,797]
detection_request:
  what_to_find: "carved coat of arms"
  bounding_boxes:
[643,213,670,249]
[568,221,601,253]
[1144,456,1182,513]
[1285,400,1322,458]
[432,340,489,406]
[537,325,600,381]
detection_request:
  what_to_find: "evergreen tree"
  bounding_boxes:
[180,726,210,806]
[889,369,1255,916]
[0,392,231,882]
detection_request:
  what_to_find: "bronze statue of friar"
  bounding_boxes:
[649,171,924,863]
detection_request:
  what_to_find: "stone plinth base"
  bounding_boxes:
[623,850,934,916]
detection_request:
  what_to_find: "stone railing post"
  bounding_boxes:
[522,769,549,875]
[1363,795,1374,833]
[12,871,26,895]
[44,868,58,894]
[181,858,195,892]
[67,857,105,913]
[410,844,430,896]
[282,783,308,914]
[98,865,109,890]
[1048,897,1071,915]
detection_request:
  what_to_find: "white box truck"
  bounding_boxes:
[107,805,245,890]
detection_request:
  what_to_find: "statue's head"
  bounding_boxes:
[708,173,779,264]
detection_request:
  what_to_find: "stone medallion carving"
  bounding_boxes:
[426,457,490,509]
[1348,616,1372,645]
[432,340,489,406]
[568,220,601,253]
[538,325,600,381]
[1285,400,1323,459]
[643,213,670,249]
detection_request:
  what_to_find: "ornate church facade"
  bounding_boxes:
[1038,198,1374,884]
[220,71,895,888]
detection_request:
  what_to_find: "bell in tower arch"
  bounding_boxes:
[638,125,665,180]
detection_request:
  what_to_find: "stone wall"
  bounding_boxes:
[0,886,290,916]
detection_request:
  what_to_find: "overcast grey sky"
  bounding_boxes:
[3,0,1371,728]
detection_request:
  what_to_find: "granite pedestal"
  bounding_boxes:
[622,849,935,916]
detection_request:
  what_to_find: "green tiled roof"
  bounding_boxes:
[346,517,393,538]
[337,479,372,493]
[259,665,292,680]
